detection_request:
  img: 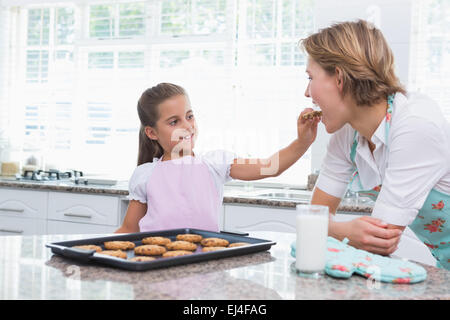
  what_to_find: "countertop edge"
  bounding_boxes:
[0,181,373,213]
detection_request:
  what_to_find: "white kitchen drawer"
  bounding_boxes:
[47,192,120,226]
[224,204,297,233]
[0,216,47,235]
[0,188,47,219]
[47,220,117,235]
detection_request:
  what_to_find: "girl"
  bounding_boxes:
[302,20,450,269]
[116,83,319,233]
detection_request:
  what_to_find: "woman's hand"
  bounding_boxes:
[297,108,320,146]
[331,216,403,256]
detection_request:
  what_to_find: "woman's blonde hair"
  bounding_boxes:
[300,19,406,106]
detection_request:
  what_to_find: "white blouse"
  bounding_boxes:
[315,92,450,226]
[127,149,236,204]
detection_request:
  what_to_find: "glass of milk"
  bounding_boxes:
[295,204,329,278]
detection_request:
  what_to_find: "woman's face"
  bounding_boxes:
[304,57,349,133]
[145,94,197,158]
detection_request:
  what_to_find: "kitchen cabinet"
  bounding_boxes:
[0,187,125,235]
[47,192,120,226]
[0,216,46,235]
[47,220,117,234]
[0,188,47,235]
[0,188,47,219]
[223,203,297,233]
[223,203,363,233]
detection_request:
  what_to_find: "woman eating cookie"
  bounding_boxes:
[301,20,450,269]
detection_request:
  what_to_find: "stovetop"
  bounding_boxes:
[12,169,119,186]
[17,169,83,182]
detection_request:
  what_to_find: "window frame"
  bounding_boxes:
[7,0,316,186]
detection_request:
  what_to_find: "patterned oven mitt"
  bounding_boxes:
[291,237,427,284]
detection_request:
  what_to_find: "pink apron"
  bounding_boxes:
[138,156,221,232]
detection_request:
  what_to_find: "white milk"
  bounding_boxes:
[295,214,329,272]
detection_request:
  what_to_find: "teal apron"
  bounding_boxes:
[348,94,450,269]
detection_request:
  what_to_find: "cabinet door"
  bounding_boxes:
[47,220,116,235]
[0,216,47,235]
[223,204,297,233]
[0,188,47,219]
[48,192,119,226]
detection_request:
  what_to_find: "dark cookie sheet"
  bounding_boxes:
[46,228,276,271]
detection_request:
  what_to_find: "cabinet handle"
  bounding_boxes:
[0,228,24,234]
[63,212,92,219]
[0,208,24,213]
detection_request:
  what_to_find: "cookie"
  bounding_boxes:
[97,250,127,259]
[176,234,203,243]
[302,110,322,120]
[142,236,172,246]
[129,256,156,262]
[104,241,135,250]
[72,245,102,252]
[166,240,197,251]
[200,237,229,247]
[202,246,227,252]
[134,244,167,256]
[228,242,250,248]
[163,250,194,258]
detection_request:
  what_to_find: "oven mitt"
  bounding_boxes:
[291,236,427,283]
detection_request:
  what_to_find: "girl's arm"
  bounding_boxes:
[230,109,320,181]
[115,200,147,233]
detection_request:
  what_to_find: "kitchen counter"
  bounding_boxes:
[1,231,448,300]
[0,178,372,213]
[0,177,130,196]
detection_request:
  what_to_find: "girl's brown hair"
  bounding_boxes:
[137,83,187,165]
[300,19,406,106]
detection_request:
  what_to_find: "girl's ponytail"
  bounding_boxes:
[136,83,187,165]
[137,125,163,166]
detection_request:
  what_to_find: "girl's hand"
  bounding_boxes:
[297,108,320,146]
[338,216,403,256]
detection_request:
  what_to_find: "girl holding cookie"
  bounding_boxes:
[302,20,450,269]
[115,83,320,234]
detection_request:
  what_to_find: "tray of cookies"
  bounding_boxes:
[46,228,276,271]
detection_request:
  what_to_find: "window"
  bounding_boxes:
[1,0,315,185]
[409,0,450,120]
[160,0,228,35]
[2,0,448,188]
[89,3,146,38]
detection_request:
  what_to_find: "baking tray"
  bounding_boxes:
[46,228,277,271]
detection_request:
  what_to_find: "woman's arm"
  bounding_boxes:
[310,186,342,215]
[115,200,147,233]
[230,109,320,181]
[312,187,403,256]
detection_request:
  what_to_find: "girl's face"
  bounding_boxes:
[145,94,197,159]
[304,57,350,133]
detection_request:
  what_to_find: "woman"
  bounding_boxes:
[301,20,450,269]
